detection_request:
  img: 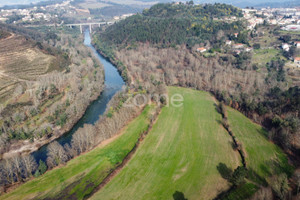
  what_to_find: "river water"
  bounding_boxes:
[32,30,125,162]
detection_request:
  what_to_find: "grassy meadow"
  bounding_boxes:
[227,107,293,181]
[91,87,241,200]
[0,106,153,200]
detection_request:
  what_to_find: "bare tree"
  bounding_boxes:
[11,156,23,182]
[3,158,14,184]
[21,155,37,178]
[46,141,68,168]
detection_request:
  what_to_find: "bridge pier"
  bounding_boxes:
[80,25,83,34]
[89,24,92,33]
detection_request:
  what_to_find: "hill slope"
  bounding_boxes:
[91,87,241,200]
[90,87,291,200]
[0,33,54,102]
[99,3,244,48]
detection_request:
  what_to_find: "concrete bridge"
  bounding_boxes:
[66,22,114,33]
[24,21,114,33]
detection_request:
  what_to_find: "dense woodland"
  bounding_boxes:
[100,3,245,48]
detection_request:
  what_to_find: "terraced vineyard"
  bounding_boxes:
[0,33,54,101]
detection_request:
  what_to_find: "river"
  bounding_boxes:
[32,30,125,162]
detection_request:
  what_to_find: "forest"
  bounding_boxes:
[99,3,245,48]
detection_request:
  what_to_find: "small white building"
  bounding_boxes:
[282,43,290,51]
[225,40,232,45]
[245,47,253,52]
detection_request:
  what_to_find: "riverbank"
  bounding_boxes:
[2,89,103,159]
[0,103,155,199]
[0,29,110,160]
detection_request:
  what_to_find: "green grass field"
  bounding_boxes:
[0,106,153,200]
[227,107,293,182]
[91,87,241,200]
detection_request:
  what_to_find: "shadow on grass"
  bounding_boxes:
[217,163,233,181]
[255,127,269,139]
[214,103,221,114]
[173,191,188,200]
[247,168,268,186]
[265,159,294,177]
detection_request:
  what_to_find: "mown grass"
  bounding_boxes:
[227,107,293,179]
[0,106,153,200]
[220,107,293,200]
[91,87,240,200]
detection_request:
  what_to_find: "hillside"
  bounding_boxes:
[0,26,104,160]
[94,2,299,166]
[90,87,291,200]
[99,3,244,48]
[0,33,55,102]
[91,87,240,200]
[0,25,70,102]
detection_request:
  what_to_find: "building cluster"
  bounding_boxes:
[0,0,75,24]
[243,7,300,30]
[113,13,135,21]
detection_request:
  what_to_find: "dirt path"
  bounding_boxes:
[0,70,26,82]
[0,33,15,41]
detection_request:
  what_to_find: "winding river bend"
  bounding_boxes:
[32,30,125,162]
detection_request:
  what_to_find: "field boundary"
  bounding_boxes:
[84,105,162,199]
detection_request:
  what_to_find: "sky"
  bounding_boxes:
[0,0,296,8]
[0,0,47,7]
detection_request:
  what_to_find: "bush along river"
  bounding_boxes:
[32,29,125,162]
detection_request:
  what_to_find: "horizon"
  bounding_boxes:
[0,0,298,9]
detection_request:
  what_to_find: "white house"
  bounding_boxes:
[282,43,290,51]
[225,40,232,45]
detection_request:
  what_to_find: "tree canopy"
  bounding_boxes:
[99,3,245,47]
